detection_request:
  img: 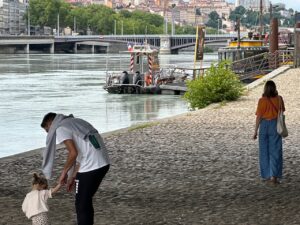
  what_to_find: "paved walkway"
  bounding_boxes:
[0,68,300,225]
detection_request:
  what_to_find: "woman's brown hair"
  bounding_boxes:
[263,80,278,98]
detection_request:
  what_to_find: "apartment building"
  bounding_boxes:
[235,0,269,11]
[179,6,205,25]
[195,0,233,19]
[0,0,26,35]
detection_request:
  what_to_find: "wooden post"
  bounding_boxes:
[269,18,278,69]
[270,18,278,54]
[294,22,300,68]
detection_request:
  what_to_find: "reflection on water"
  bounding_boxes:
[0,53,220,158]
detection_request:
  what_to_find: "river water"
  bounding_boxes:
[0,53,218,158]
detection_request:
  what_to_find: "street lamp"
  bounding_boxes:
[171,4,176,35]
[27,2,30,36]
[73,16,76,34]
[57,13,60,36]
[121,20,123,35]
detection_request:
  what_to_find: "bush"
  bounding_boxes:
[183,61,244,109]
[203,46,214,53]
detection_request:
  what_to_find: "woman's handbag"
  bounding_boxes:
[267,96,288,138]
[276,97,288,138]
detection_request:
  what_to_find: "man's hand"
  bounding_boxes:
[67,177,76,192]
[58,170,68,185]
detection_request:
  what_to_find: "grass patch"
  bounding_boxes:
[128,122,159,131]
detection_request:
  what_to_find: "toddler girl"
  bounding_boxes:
[22,173,61,225]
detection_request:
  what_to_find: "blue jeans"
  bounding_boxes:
[259,119,283,179]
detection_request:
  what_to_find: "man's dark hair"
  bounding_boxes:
[41,112,57,128]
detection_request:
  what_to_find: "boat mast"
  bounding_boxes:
[259,0,263,39]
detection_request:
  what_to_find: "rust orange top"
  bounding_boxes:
[255,96,285,120]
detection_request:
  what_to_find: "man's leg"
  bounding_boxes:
[75,165,110,225]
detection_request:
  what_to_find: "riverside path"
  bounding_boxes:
[0,67,299,225]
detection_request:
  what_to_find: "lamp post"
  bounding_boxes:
[171,4,176,35]
[27,2,30,36]
[57,13,60,36]
[73,16,76,34]
[114,20,116,35]
[121,20,123,35]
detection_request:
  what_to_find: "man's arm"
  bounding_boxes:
[67,163,80,192]
[58,139,78,185]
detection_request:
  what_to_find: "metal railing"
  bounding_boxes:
[231,50,294,81]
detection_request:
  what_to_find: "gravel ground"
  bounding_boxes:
[0,68,299,225]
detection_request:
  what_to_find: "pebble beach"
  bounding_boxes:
[0,67,300,225]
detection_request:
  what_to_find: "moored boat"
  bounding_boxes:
[218,39,269,62]
[103,44,189,95]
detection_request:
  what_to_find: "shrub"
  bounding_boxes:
[183,61,244,109]
[203,46,214,53]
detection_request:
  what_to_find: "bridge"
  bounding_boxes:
[0,35,55,54]
[55,34,237,54]
[0,34,237,54]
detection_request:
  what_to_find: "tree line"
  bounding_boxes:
[27,0,294,35]
[26,0,196,35]
[205,5,294,32]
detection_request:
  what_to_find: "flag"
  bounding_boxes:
[195,26,205,61]
[127,42,133,52]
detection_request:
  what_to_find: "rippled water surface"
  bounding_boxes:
[0,53,218,158]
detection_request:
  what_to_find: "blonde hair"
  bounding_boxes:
[32,173,48,189]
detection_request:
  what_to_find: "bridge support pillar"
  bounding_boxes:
[159,35,171,54]
[91,45,95,54]
[50,43,54,54]
[25,44,29,54]
[74,43,78,54]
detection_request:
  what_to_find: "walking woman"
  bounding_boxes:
[253,80,285,184]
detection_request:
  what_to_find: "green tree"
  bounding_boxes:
[229,6,246,21]
[26,2,200,35]
[205,11,221,29]
[26,0,71,29]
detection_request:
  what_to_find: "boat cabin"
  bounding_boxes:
[104,44,162,94]
[218,40,269,62]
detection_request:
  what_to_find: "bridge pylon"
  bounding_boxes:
[160,35,171,54]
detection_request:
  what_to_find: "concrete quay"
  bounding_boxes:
[0,67,300,225]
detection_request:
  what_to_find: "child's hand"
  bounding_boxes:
[51,183,62,194]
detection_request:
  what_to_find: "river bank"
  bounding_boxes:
[1,67,300,225]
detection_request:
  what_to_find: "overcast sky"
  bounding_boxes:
[227,0,300,11]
